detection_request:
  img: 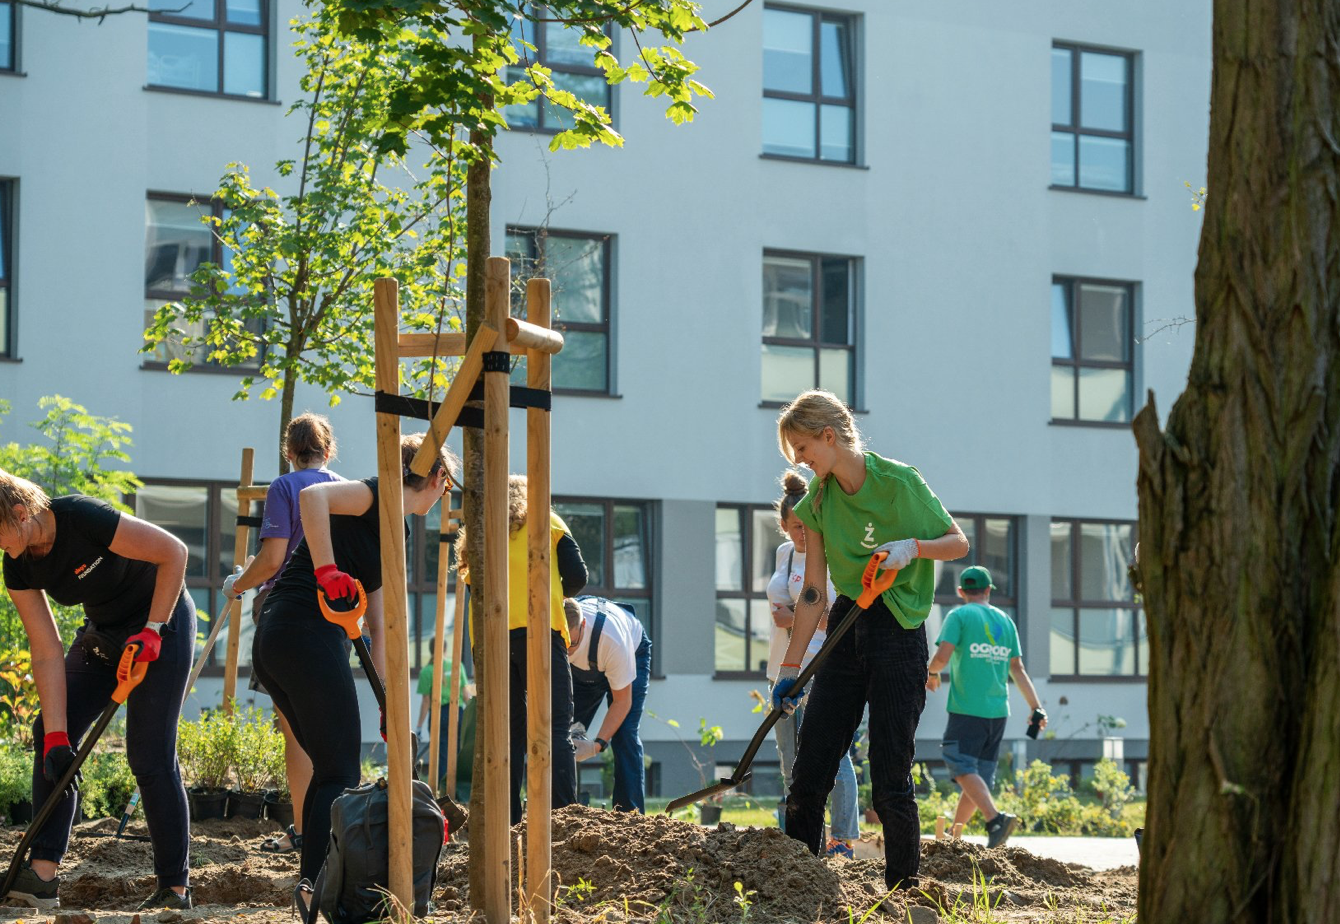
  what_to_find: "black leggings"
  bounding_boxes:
[31,592,195,889]
[509,628,578,825]
[252,614,361,882]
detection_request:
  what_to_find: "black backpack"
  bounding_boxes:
[306,778,446,924]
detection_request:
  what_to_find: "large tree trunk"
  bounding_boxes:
[464,86,492,911]
[1133,2,1340,922]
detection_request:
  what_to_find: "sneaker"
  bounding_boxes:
[138,887,193,911]
[5,863,59,910]
[985,812,1019,849]
[824,838,855,860]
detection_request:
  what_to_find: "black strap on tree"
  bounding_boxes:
[236,515,264,528]
[373,369,552,428]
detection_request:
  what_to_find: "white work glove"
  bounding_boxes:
[771,663,805,715]
[222,565,244,601]
[570,722,588,741]
[573,738,602,762]
[873,539,919,571]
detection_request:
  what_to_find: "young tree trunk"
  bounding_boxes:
[464,91,492,912]
[1133,3,1340,922]
[278,366,297,476]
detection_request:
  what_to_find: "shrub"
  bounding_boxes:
[0,649,40,748]
[178,710,237,791]
[80,750,136,819]
[233,705,284,792]
[0,742,32,812]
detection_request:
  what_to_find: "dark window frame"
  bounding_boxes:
[713,503,781,680]
[142,191,265,373]
[932,512,1021,650]
[762,3,858,165]
[1050,275,1135,428]
[552,495,656,667]
[0,179,13,359]
[506,3,614,135]
[505,226,614,396]
[147,0,269,100]
[1051,41,1135,195]
[761,248,858,407]
[1050,517,1144,680]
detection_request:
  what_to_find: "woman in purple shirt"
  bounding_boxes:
[223,413,342,854]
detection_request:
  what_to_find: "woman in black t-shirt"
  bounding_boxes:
[251,433,458,891]
[0,469,196,912]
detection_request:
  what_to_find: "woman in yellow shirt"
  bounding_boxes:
[456,475,587,823]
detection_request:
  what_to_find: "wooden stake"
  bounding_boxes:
[445,567,467,799]
[428,529,450,795]
[935,817,946,840]
[525,277,554,923]
[482,257,511,924]
[505,317,564,355]
[373,278,414,909]
[222,447,255,714]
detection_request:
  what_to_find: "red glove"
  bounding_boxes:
[315,564,358,602]
[124,625,163,663]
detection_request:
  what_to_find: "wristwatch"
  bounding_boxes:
[594,737,609,753]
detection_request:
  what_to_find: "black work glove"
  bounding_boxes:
[44,742,81,792]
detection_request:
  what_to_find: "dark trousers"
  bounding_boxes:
[509,627,577,825]
[252,614,361,883]
[785,596,928,889]
[428,702,464,784]
[31,592,196,889]
[571,636,652,812]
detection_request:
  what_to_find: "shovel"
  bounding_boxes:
[2,644,149,899]
[665,552,898,813]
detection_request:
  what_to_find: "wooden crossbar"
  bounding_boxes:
[407,322,500,478]
[398,331,468,358]
[506,317,564,355]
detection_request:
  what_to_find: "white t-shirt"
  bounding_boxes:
[568,597,645,691]
[764,541,837,680]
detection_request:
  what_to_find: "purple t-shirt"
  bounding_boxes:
[258,466,344,592]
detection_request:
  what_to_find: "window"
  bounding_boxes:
[761,251,856,405]
[0,180,12,358]
[1052,43,1135,193]
[147,0,267,98]
[1051,277,1134,424]
[506,4,612,133]
[762,5,856,163]
[506,228,612,393]
[714,505,785,676]
[926,515,1020,648]
[1,2,15,72]
[553,497,654,647]
[143,194,262,369]
[1050,519,1144,677]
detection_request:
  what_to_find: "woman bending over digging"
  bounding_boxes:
[770,391,968,893]
[0,469,195,911]
[250,433,457,897]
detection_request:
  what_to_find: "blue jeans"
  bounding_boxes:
[571,635,652,812]
[32,592,196,889]
[775,703,860,841]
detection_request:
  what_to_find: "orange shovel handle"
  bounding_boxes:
[855,552,899,609]
[112,646,149,705]
[318,579,368,640]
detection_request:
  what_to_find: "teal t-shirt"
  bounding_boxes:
[937,602,1021,718]
[793,453,954,630]
[417,657,469,705]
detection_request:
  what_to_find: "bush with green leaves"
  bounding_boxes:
[232,704,285,792]
[0,741,32,813]
[177,710,238,792]
[79,750,136,819]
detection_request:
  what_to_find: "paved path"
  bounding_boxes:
[948,835,1139,870]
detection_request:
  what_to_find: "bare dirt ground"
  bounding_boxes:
[0,807,1137,923]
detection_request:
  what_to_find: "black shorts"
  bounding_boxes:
[941,713,1007,787]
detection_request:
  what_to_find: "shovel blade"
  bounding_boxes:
[663,770,753,815]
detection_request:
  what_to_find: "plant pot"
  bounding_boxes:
[3,800,33,826]
[698,803,722,825]
[264,790,294,827]
[227,789,267,820]
[187,788,228,821]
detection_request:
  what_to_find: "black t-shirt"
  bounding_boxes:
[264,477,404,622]
[2,495,158,630]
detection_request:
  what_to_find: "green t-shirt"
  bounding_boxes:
[937,602,1021,718]
[793,452,954,630]
[417,657,470,705]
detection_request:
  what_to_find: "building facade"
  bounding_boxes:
[0,0,1210,799]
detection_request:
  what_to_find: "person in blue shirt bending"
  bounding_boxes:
[926,566,1046,849]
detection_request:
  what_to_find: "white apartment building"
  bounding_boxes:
[0,0,1210,799]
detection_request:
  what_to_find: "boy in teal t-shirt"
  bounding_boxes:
[926,566,1046,849]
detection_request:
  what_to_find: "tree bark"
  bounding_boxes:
[464,74,493,911]
[1134,3,1340,922]
[278,364,297,476]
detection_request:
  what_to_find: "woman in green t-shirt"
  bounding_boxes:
[770,389,968,892]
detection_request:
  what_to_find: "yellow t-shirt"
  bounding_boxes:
[467,510,572,645]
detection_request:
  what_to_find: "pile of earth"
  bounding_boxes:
[0,807,1138,923]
